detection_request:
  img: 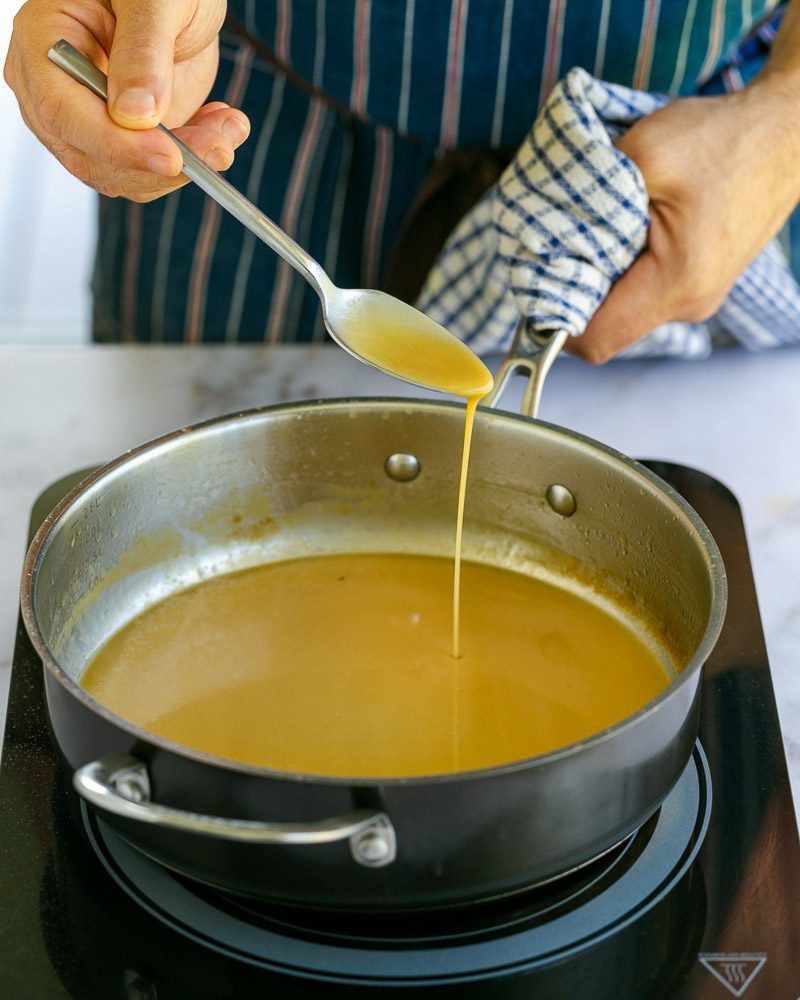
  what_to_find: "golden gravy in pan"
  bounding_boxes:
[81,553,671,778]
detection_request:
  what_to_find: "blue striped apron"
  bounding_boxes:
[91,0,787,345]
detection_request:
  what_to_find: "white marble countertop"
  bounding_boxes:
[1,343,798,822]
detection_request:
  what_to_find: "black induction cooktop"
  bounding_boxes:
[1,464,798,999]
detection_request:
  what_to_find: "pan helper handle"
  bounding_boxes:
[74,754,397,868]
[482,321,568,419]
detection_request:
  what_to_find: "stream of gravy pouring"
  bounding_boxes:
[343,309,494,659]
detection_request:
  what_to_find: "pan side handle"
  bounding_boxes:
[73,754,396,868]
[482,321,569,419]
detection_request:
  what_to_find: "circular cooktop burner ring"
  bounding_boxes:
[83,743,711,988]
[204,812,658,948]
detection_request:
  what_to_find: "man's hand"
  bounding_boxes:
[570,1,800,364]
[4,0,250,202]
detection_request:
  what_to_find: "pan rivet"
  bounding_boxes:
[546,484,577,517]
[354,831,390,863]
[384,453,421,482]
[114,775,148,803]
[351,824,397,867]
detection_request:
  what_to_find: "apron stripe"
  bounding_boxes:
[761,13,778,43]
[184,44,254,344]
[667,0,699,92]
[150,190,181,342]
[440,0,470,150]
[185,198,222,344]
[244,0,257,37]
[490,0,514,148]
[633,0,661,90]
[397,0,416,136]
[94,196,121,340]
[541,0,567,104]
[276,0,292,65]
[284,106,335,339]
[697,0,726,82]
[120,202,142,342]
[313,0,327,89]
[321,126,355,336]
[723,64,744,91]
[225,74,287,342]
[593,0,612,77]
[266,98,327,343]
[363,126,394,287]
[351,0,371,116]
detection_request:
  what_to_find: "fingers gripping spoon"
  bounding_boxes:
[48,39,493,399]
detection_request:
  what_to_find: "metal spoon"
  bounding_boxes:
[48,39,492,397]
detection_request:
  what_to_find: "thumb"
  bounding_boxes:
[106,2,184,129]
[570,251,667,363]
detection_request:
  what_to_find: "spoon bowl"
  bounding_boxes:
[324,287,494,397]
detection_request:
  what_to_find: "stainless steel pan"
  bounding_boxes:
[20,336,725,911]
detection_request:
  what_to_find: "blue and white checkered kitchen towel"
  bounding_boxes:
[417,67,800,359]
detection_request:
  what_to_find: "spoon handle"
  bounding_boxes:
[47,39,331,299]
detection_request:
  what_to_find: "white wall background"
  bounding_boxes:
[1,7,95,344]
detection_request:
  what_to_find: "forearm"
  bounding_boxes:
[734,4,800,207]
[576,4,800,362]
[761,0,800,83]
